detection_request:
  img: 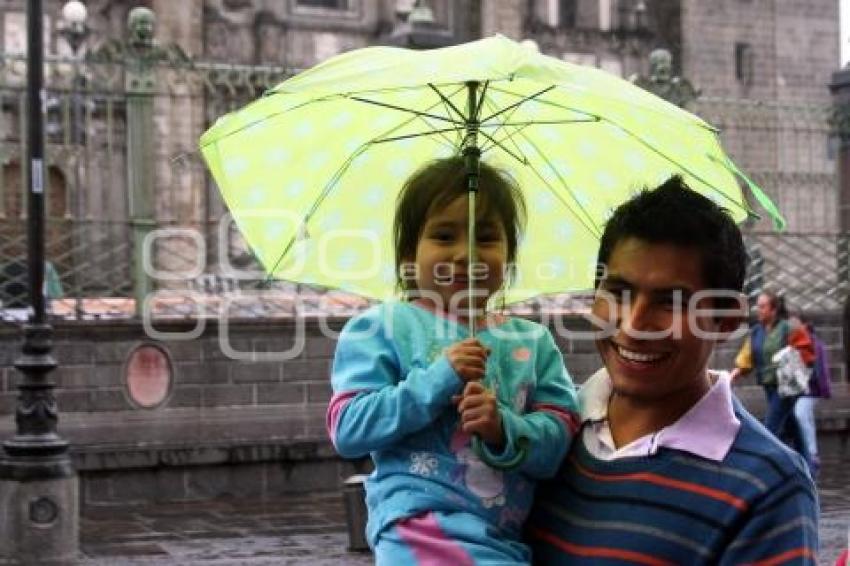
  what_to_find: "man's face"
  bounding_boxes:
[591,237,734,403]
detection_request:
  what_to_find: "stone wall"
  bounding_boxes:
[681,0,838,103]
[1,311,845,505]
[1,312,845,416]
[481,0,525,40]
[0,317,342,415]
[679,0,840,233]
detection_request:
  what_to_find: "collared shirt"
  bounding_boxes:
[580,368,741,462]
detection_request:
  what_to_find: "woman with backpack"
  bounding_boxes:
[793,315,832,477]
[731,292,816,474]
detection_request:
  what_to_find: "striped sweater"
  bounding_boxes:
[527,399,818,565]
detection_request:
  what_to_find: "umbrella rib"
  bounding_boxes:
[478,85,557,124]
[514,130,603,238]
[479,116,602,155]
[263,142,373,277]
[602,117,752,215]
[372,126,467,145]
[265,234,299,281]
[526,166,601,240]
[478,95,530,158]
[263,91,458,276]
[414,112,464,153]
[394,84,466,152]
[706,153,768,220]
[474,81,490,122]
[476,92,600,237]
[478,130,530,165]
[428,83,469,124]
[423,84,467,150]
[478,82,750,218]
[316,93,461,207]
[348,95,464,126]
[485,85,600,121]
[487,118,599,127]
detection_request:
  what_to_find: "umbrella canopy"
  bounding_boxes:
[200,34,783,305]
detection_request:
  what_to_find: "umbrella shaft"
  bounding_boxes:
[467,190,476,337]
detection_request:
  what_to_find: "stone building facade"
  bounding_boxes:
[0,0,843,257]
[681,0,838,103]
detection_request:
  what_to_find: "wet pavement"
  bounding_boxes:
[819,451,850,566]
[79,490,371,565]
[78,450,849,565]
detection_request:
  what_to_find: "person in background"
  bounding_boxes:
[731,291,813,444]
[792,314,832,477]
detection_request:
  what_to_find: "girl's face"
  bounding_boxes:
[407,195,508,316]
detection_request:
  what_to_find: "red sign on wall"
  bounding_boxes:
[125,345,171,408]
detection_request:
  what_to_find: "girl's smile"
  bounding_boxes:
[408,195,508,317]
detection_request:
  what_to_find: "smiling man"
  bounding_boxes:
[527,176,818,565]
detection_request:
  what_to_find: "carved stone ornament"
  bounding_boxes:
[88,7,191,68]
[128,6,156,50]
[29,497,59,525]
[630,48,700,108]
[829,103,850,141]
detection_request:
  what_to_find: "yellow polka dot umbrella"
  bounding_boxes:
[199,34,784,307]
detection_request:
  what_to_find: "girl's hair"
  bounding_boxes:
[392,156,527,295]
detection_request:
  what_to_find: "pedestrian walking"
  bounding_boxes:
[731,291,814,444]
[793,314,832,477]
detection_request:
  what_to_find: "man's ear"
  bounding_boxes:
[715,293,748,341]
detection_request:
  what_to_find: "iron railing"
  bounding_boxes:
[0,51,846,320]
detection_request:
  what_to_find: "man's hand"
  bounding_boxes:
[456,381,504,448]
[445,338,489,383]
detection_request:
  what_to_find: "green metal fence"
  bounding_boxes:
[0,50,846,320]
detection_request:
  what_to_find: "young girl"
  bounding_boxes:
[326,156,579,564]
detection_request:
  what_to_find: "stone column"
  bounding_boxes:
[830,66,850,233]
[480,0,524,40]
[152,0,203,57]
[125,7,158,316]
[830,65,850,379]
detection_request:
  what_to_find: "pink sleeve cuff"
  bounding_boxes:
[326,390,362,443]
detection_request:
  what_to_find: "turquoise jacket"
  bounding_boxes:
[327,302,579,547]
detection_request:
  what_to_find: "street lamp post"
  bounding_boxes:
[0,0,79,563]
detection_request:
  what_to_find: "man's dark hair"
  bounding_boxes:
[596,175,746,300]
